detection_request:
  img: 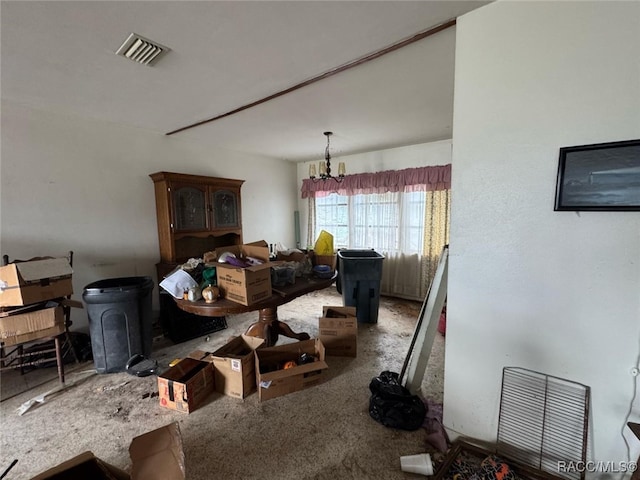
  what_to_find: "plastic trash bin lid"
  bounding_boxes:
[126,354,159,377]
[83,276,153,294]
[337,249,384,259]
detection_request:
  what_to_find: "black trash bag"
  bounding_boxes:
[368,370,426,431]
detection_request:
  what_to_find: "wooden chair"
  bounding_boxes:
[0,251,79,384]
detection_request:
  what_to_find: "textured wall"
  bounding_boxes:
[446,0,640,471]
[1,101,297,329]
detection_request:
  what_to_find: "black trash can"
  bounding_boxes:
[83,276,154,373]
[337,249,385,324]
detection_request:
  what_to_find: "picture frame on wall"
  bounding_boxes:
[554,139,640,211]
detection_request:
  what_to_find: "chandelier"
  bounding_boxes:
[309,132,345,183]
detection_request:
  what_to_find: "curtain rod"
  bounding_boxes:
[165,18,456,136]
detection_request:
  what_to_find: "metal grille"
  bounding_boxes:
[497,367,590,480]
[115,33,170,66]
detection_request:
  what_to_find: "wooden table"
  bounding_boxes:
[174,273,337,346]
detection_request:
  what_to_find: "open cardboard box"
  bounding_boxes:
[276,249,308,264]
[319,306,357,357]
[433,440,567,480]
[204,240,271,265]
[213,240,277,306]
[157,358,215,413]
[31,422,185,480]
[255,338,328,402]
[0,258,73,307]
[189,334,265,399]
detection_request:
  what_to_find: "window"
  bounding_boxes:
[315,193,349,248]
[303,164,451,300]
[315,191,426,255]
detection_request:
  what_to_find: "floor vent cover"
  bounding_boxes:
[497,367,590,480]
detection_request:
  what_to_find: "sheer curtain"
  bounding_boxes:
[380,190,451,301]
[302,165,451,301]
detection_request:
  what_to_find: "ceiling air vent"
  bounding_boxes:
[116,33,170,66]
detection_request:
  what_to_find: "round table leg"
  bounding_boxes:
[244,308,279,346]
[244,307,310,347]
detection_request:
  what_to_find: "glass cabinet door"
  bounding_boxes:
[212,189,239,228]
[173,185,208,231]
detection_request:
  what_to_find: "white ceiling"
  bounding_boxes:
[1,1,489,162]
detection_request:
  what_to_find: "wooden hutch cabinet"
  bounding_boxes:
[150,171,244,343]
[150,171,244,272]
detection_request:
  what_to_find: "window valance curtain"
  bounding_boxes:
[300,164,451,198]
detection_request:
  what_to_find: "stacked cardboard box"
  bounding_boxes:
[0,304,65,346]
[0,258,73,307]
[0,258,73,347]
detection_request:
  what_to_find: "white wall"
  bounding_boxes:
[295,140,452,248]
[447,1,640,474]
[1,101,297,330]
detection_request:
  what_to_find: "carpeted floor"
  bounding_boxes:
[0,286,445,479]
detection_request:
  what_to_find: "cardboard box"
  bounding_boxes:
[128,422,185,480]
[0,258,73,307]
[211,240,271,263]
[216,265,272,306]
[215,240,274,306]
[319,306,357,357]
[255,338,328,402]
[31,422,185,480]
[31,452,129,480]
[312,252,336,270]
[0,305,65,347]
[189,334,265,399]
[276,250,308,264]
[157,358,214,413]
